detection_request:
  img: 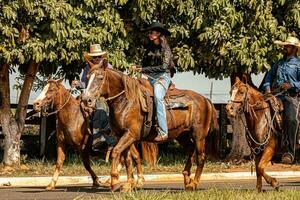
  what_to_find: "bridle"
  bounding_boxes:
[86,67,125,103]
[41,83,72,117]
[228,83,275,155]
[228,83,251,115]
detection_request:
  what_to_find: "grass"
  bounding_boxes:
[0,152,253,177]
[72,189,300,200]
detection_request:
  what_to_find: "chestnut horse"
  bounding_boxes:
[226,77,280,192]
[81,65,219,192]
[33,78,145,190]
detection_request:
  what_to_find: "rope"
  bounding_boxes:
[42,88,74,117]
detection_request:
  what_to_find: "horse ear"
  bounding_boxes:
[102,58,108,70]
[241,74,249,83]
[235,76,241,83]
[57,77,64,85]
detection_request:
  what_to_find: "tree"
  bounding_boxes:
[0,0,127,167]
[193,0,300,160]
[1,0,300,166]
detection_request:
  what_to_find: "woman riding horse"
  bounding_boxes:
[81,60,219,191]
[133,21,176,142]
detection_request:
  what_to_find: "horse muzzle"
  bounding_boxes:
[225,103,237,118]
[33,100,42,112]
[81,95,96,109]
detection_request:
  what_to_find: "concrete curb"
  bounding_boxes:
[1,171,300,187]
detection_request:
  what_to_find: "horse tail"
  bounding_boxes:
[141,142,158,169]
[206,99,220,160]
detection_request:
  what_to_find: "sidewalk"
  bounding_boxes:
[1,170,300,187]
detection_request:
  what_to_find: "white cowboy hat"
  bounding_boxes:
[274,36,300,48]
[87,44,107,57]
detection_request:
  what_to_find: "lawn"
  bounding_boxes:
[73,189,300,200]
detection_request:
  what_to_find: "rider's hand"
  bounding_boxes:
[280,82,292,90]
[264,88,271,94]
[71,80,79,88]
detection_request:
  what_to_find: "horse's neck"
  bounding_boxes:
[244,90,269,135]
[56,87,80,119]
[105,69,124,97]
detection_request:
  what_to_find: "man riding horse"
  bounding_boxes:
[133,21,176,142]
[72,44,116,149]
[262,36,300,164]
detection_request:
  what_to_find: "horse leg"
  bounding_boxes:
[120,148,135,192]
[80,136,107,188]
[111,132,136,191]
[254,155,263,192]
[105,145,113,163]
[256,138,279,192]
[176,136,195,189]
[186,138,206,191]
[46,136,65,190]
[130,144,145,188]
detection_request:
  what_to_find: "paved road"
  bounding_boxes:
[1,178,300,200]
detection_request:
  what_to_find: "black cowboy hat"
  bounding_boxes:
[144,21,171,36]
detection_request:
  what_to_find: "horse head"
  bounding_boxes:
[81,61,109,112]
[33,78,64,113]
[226,76,250,118]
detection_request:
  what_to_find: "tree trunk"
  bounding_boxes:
[226,116,251,161]
[0,61,39,167]
[0,63,21,166]
[226,73,251,161]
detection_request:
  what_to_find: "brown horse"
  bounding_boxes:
[226,77,280,192]
[33,78,145,190]
[81,65,219,192]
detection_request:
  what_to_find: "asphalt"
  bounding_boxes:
[1,171,300,187]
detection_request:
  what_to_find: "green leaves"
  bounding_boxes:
[0,0,299,79]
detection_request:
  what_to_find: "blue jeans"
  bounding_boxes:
[149,73,171,135]
[283,95,300,158]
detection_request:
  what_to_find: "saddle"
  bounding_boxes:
[264,95,284,132]
[137,80,193,137]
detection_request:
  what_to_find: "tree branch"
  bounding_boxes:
[16,60,39,131]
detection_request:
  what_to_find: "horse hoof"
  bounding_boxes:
[111,183,121,192]
[120,183,133,193]
[136,178,145,188]
[46,185,55,191]
[271,179,279,189]
[93,180,110,189]
[185,183,197,191]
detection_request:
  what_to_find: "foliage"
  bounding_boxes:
[1,0,300,80]
[196,0,300,78]
[0,0,128,80]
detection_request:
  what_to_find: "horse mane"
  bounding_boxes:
[121,73,141,103]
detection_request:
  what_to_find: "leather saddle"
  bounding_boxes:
[137,79,193,137]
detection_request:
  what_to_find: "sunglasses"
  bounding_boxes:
[92,56,102,59]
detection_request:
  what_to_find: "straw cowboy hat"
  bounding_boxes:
[274,36,300,48]
[144,21,171,36]
[87,44,107,57]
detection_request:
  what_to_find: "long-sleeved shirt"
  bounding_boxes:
[263,56,300,93]
[77,60,112,89]
[141,43,172,77]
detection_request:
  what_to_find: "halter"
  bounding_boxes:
[87,67,125,102]
[41,85,73,117]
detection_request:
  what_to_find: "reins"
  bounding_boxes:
[229,83,283,155]
[42,89,73,117]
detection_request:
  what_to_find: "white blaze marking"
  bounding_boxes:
[33,84,50,104]
[85,73,95,96]
[231,88,238,101]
